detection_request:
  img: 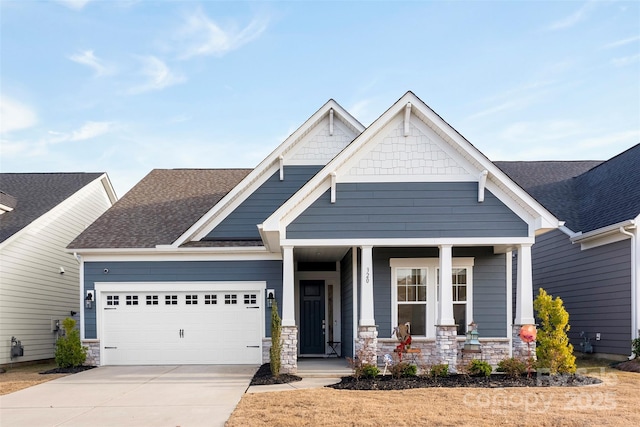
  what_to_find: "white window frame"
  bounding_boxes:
[391,257,474,338]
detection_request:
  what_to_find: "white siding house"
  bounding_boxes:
[0,173,117,366]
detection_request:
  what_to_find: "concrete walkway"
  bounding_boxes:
[0,365,257,427]
[246,358,352,394]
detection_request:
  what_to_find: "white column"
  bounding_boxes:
[359,246,376,326]
[282,245,296,326]
[437,244,455,325]
[514,243,536,325]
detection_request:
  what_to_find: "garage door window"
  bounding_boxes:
[126,295,139,305]
[205,294,217,304]
[186,295,198,305]
[244,294,257,304]
[165,295,177,305]
[107,295,119,306]
[225,294,237,304]
[146,295,158,305]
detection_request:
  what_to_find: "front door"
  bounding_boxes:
[300,280,325,354]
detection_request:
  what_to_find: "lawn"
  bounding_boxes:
[0,361,69,396]
[227,360,640,427]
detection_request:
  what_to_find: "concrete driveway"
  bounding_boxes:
[0,365,257,427]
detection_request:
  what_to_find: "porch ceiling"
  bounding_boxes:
[295,246,350,262]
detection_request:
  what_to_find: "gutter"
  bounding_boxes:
[619,224,638,360]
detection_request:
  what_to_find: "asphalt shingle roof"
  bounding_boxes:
[0,173,104,243]
[68,169,252,249]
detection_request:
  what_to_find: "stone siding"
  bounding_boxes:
[280,326,298,374]
[435,325,458,372]
[356,326,378,364]
[512,325,537,360]
[82,340,100,366]
[457,338,511,367]
[262,338,271,364]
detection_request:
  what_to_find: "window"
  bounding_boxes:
[204,294,217,305]
[244,294,257,305]
[391,258,474,338]
[396,268,427,336]
[225,294,237,305]
[125,295,138,305]
[106,295,119,306]
[165,295,177,305]
[185,295,198,305]
[146,295,158,305]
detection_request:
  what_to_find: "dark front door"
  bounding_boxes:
[300,280,325,354]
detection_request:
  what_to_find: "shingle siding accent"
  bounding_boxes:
[83,260,283,339]
[530,229,632,355]
[206,166,322,240]
[287,182,528,239]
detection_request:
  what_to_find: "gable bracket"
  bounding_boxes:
[478,170,488,203]
[279,156,284,181]
[330,172,337,203]
[329,108,334,136]
[404,102,412,136]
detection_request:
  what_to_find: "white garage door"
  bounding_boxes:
[100,288,263,365]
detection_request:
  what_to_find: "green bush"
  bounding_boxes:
[534,288,577,374]
[632,338,640,359]
[468,359,492,377]
[55,318,87,368]
[390,361,417,378]
[430,363,449,377]
[497,357,527,378]
[361,364,380,378]
[269,301,282,377]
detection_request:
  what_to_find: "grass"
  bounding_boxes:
[0,361,69,396]
[227,359,640,427]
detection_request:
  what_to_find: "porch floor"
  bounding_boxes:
[297,357,352,378]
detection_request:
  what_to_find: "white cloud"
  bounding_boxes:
[0,96,37,134]
[129,56,186,94]
[56,0,92,11]
[547,1,597,31]
[611,53,640,67]
[602,35,640,50]
[348,98,377,126]
[49,121,115,143]
[69,50,114,77]
[176,9,269,59]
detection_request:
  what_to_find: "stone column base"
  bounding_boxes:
[512,324,537,361]
[82,340,100,366]
[356,325,378,365]
[435,325,458,372]
[280,325,298,374]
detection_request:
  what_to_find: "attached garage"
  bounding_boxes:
[95,282,265,365]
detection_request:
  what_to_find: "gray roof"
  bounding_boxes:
[0,173,104,243]
[68,169,252,249]
[496,143,640,233]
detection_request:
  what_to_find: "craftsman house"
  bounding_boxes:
[497,144,640,360]
[68,92,560,372]
[0,173,116,366]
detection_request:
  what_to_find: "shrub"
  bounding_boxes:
[361,364,380,378]
[534,288,577,374]
[389,361,417,378]
[269,301,282,377]
[632,338,640,359]
[468,359,492,377]
[430,363,449,377]
[55,318,87,368]
[348,338,380,380]
[497,357,527,378]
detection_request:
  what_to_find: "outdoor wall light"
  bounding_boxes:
[266,289,275,308]
[85,290,94,309]
[464,321,481,352]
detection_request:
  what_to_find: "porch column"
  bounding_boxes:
[514,244,535,325]
[357,245,378,364]
[437,244,455,325]
[360,246,375,326]
[282,245,295,326]
[436,244,457,371]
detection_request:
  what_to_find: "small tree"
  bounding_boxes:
[269,300,282,377]
[534,288,576,374]
[55,317,87,368]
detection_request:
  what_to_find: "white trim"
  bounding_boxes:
[352,246,358,357]
[570,219,636,250]
[284,237,535,247]
[506,251,513,357]
[77,251,282,262]
[359,246,375,326]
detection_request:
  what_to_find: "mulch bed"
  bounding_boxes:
[40,366,96,375]
[613,359,640,373]
[250,363,302,386]
[328,373,601,390]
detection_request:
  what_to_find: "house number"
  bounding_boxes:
[366,267,370,284]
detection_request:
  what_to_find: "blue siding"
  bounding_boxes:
[529,229,632,356]
[373,247,507,338]
[206,166,322,240]
[340,249,354,358]
[83,260,282,339]
[287,182,528,239]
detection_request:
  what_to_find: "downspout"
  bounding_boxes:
[619,226,638,360]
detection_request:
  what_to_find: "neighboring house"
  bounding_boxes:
[68,92,560,372]
[497,144,640,360]
[0,173,117,366]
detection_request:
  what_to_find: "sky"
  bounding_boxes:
[1,0,639,197]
